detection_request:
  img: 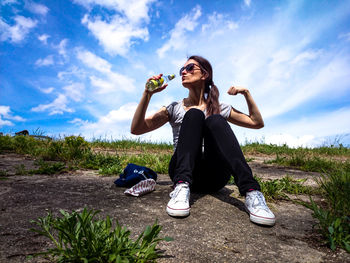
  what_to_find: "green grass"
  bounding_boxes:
[254,175,319,201]
[0,135,172,175]
[0,170,8,176]
[14,164,28,175]
[308,169,350,252]
[31,160,66,175]
[265,152,350,174]
[121,153,172,174]
[242,142,350,157]
[30,208,172,262]
[90,137,173,152]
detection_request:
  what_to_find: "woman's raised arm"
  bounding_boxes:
[130,75,169,135]
[226,86,264,129]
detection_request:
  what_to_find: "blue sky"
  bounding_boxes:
[1,0,350,147]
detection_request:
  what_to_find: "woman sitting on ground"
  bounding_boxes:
[131,55,275,226]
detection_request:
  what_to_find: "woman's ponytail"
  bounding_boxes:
[189,55,221,116]
[206,81,220,116]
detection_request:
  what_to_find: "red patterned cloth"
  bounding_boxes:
[124,179,156,197]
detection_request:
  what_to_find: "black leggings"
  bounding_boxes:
[168,108,260,196]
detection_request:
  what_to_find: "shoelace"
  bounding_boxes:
[251,192,268,210]
[170,184,189,203]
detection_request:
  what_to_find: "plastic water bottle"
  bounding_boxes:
[146,74,176,91]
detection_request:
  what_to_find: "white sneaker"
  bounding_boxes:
[166,183,190,217]
[245,190,276,226]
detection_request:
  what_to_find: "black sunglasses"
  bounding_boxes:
[179,63,202,76]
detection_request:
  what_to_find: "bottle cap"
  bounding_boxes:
[168,74,176,80]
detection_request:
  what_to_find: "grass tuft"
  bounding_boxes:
[254,175,319,201]
[308,169,350,252]
[30,208,172,262]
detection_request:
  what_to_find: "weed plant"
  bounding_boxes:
[309,169,350,252]
[242,142,350,157]
[254,175,318,201]
[0,135,14,152]
[265,152,350,174]
[81,152,123,175]
[30,208,172,262]
[91,138,173,152]
[15,164,27,175]
[31,160,66,175]
[121,153,172,174]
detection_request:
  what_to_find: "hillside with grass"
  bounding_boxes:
[0,135,349,262]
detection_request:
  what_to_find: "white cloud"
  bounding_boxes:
[69,118,89,126]
[31,94,74,115]
[264,134,316,148]
[290,49,322,65]
[63,83,85,102]
[56,39,68,58]
[338,32,350,42]
[82,14,149,56]
[35,55,54,66]
[157,5,202,58]
[73,102,173,143]
[1,0,18,5]
[77,49,135,92]
[101,103,137,122]
[31,83,85,115]
[278,108,350,139]
[73,0,154,24]
[201,12,238,37]
[58,66,87,82]
[72,103,137,138]
[261,54,350,119]
[39,87,54,94]
[244,0,251,7]
[38,34,50,44]
[242,107,350,148]
[0,15,37,43]
[75,0,154,56]
[90,76,116,94]
[0,105,25,127]
[25,1,49,16]
[0,117,13,127]
[77,49,111,73]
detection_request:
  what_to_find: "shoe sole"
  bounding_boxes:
[166,206,190,217]
[249,213,275,226]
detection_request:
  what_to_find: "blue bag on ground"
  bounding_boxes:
[114,163,157,187]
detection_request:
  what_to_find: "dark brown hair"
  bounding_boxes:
[188,55,220,116]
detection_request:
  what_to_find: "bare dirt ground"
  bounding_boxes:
[1,152,350,263]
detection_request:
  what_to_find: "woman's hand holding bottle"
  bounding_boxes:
[145,74,168,94]
[145,73,175,94]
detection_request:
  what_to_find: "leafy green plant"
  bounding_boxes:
[309,169,350,252]
[242,141,350,158]
[255,175,317,201]
[62,136,90,162]
[265,152,350,174]
[30,208,172,262]
[122,153,172,174]
[15,164,28,175]
[13,135,37,154]
[309,199,350,252]
[98,164,122,175]
[31,160,66,175]
[90,138,173,152]
[81,153,123,175]
[0,135,14,152]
